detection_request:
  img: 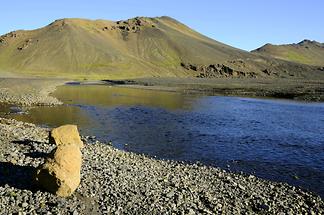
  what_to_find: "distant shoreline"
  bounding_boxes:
[67,77,324,102]
[0,77,323,107]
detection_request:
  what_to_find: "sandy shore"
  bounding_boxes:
[0,77,324,214]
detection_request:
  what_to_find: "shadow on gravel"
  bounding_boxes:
[12,139,51,158]
[12,139,45,147]
[25,151,49,159]
[0,162,40,192]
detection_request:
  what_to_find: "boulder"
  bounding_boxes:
[35,125,83,197]
[49,124,84,148]
[35,144,82,197]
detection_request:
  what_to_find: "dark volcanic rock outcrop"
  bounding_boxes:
[181,63,257,78]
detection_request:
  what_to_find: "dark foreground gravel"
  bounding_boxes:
[0,118,323,214]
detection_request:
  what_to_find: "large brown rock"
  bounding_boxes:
[49,124,84,148]
[35,125,83,197]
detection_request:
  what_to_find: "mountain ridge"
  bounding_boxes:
[0,17,323,80]
[252,39,324,66]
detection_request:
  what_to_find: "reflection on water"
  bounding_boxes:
[8,85,195,128]
[12,105,92,128]
[4,84,324,198]
[52,85,192,110]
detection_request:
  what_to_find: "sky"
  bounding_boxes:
[0,0,323,51]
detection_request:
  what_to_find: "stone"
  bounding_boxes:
[35,125,83,197]
[49,125,84,148]
[166,190,175,198]
[238,184,246,191]
[35,143,82,197]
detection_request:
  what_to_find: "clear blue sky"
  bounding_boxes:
[1,0,323,51]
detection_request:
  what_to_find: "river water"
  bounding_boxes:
[4,84,324,197]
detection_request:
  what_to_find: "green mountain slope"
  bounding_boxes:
[0,17,322,79]
[252,40,324,66]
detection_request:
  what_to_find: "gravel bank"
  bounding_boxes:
[0,118,323,214]
[0,78,64,106]
[112,78,324,102]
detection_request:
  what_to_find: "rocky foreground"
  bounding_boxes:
[0,118,323,214]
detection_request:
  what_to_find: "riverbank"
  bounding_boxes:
[102,77,324,102]
[0,78,65,106]
[1,77,323,105]
[0,118,323,214]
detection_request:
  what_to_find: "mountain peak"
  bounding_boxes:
[50,18,87,25]
[297,39,323,47]
[49,16,163,26]
[298,39,313,44]
[252,39,324,66]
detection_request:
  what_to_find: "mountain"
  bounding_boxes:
[252,40,324,66]
[0,17,322,79]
